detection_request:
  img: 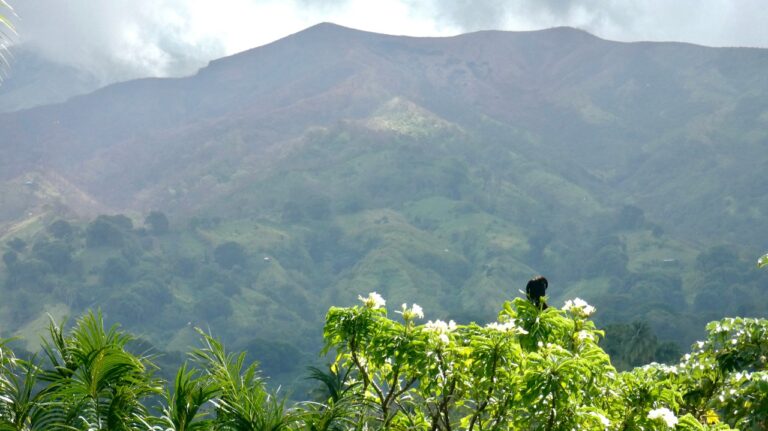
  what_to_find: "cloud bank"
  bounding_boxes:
[10,0,768,83]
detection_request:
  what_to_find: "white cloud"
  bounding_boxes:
[9,0,768,83]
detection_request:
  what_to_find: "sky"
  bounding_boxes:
[6,0,768,83]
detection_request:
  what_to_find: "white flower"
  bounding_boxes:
[398,303,425,321]
[590,412,611,428]
[577,330,595,341]
[424,320,454,344]
[358,292,386,309]
[648,407,678,428]
[562,297,596,318]
[485,320,528,335]
[425,319,457,334]
[485,322,504,331]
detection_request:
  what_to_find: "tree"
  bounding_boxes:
[145,211,170,235]
[6,237,25,252]
[48,219,74,239]
[36,311,162,430]
[3,297,765,430]
[101,256,133,285]
[32,241,72,273]
[86,217,125,247]
[2,249,16,266]
[615,204,646,230]
[190,331,297,430]
[6,258,51,288]
[213,241,247,270]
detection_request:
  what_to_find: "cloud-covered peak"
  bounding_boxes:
[8,0,768,85]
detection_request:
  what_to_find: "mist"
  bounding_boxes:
[9,0,768,84]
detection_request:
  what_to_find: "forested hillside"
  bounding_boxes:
[1,24,768,386]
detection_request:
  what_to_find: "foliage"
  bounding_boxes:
[145,211,170,236]
[86,216,128,248]
[316,294,753,430]
[602,321,681,370]
[2,295,768,430]
[0,311,161,430]
[0,0,14,80]
[213,241,247,270]
[48,220,74,240]
[3,211,768,393]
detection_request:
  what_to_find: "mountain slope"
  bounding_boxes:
[2,24,768,384]
[3,24,767,244]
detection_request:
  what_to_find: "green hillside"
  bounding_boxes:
[2,24,768,387]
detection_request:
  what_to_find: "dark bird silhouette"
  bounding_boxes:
[526,276,548,310]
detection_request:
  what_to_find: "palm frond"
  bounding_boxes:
[159,362,217,431]
[35,311,161,430]
[191,329,299,430]
[0,0,16,81]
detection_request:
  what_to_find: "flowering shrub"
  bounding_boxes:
[1,294,766,430]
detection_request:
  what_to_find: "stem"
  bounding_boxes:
[440,379,456,431]
[349,336,386,423]
[381,366,401,427]
[546,377,557,431]
[468,345,500,431]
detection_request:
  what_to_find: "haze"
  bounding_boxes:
[9,0,768,83]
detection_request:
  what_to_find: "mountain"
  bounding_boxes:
[0,46,102,113]
[2,23,767,384]
[3,24,768,242]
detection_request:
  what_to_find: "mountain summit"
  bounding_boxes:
[2,23,766,244]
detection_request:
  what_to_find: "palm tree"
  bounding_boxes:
[0,342,45,431]
[37,311,162,430]
[190,330,298,431]
[622,321,658,367]
[299,366,359,431]
[158,363,217,431]
[0,0,15,80]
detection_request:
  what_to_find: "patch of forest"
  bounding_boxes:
[2,210,767,387]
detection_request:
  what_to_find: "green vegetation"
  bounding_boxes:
[2,296,766,430]
[2,25,768,396]
[2,160,767,387]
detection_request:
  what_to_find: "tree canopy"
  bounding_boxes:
[2,294,766,430]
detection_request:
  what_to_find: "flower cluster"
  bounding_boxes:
[358,292,386,309]
[641,362,679,375]
[485,320,528,335]
[398,303,424,321]
[562,297,596,318]
[647,407,678,428]
[424,319,456,333]
[424,319,457,344]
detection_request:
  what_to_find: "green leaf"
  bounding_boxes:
[676,413,705,431]
[758,253,768,268]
